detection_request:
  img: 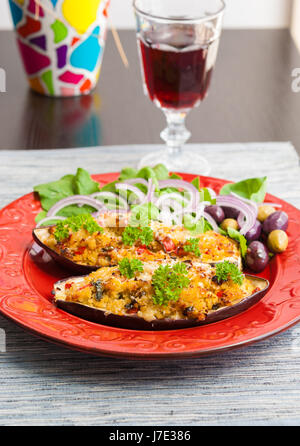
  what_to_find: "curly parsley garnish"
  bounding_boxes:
[152,262,190,306]
[118,258,144,279]
[122,225,154,246]
[215,261,244,286]
[183,238,201,257]
[54,214,103,242]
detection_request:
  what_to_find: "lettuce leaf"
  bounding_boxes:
[227,227,248,257]
[183,215,212,235]
[220,177,267,203]
[34,168,100,222]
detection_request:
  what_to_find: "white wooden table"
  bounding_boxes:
[0,142,300,426]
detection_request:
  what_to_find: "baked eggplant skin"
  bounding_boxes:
[53,275,269,331]
[32,227,98,275]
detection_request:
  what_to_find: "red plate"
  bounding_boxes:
[0,173,300,360]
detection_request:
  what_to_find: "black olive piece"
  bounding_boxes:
[91,280,103,301]
[212,275,227,285]
[125,299,138,310]
[183,306,194,316]
[212,303,221,310]
[183,260,192,269]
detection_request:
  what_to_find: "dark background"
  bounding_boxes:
[0,29,300,154]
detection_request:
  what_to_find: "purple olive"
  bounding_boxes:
[222,207,240,219]
[245,241,269,273]
[263,211,288,234]
[205,205,225,224]
[245,220,262,243]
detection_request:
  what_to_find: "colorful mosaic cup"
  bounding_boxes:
[9,0,110,97]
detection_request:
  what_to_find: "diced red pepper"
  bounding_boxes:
[161,237,175,253]
[136,245,152,255]
[75,246,86,255]
[217,290,224,298]
[65,282,73,289]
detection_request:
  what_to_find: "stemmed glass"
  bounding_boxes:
[133,0,225,174]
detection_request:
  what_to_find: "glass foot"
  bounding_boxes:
[138,149,211,175]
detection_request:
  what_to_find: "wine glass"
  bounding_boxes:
[133,0,225,174]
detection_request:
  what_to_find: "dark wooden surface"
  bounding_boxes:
[0,29,300,153]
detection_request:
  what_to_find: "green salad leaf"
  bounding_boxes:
[34,168,100,222]
[183,215,212,235]
[191,176,201,191]
[220,177,267,203]
[169,173,183,180]
[200,188,216,204]
[101,164,171,195]
[73,168,100,195]
[191,177,216,204]
[226,227,248,257]
[129,203,160,227]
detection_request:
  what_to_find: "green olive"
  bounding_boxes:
[267,230,288,253]
[257,205,276,222]
[220,218,239,231]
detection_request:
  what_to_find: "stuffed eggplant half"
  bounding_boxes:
[33,212,242,274]
[53,259,269,330]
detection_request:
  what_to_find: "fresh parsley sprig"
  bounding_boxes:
[118,258,144,279]
[54,214,103,242]
[152,262,190,306]
[122,225,154,247]
[215,261,244,286]
[183,238,201,257]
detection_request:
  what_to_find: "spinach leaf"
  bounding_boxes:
[152,164,169,180]
[183,215,212,235]
[220,177,267,203]
[227,227,248,257]
[34,174,75,212]
[73,168,100,195]
[118,167,138,182]
[34,168,100,222]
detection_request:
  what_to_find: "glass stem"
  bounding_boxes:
[161,110,191,157]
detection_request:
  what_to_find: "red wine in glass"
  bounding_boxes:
[139,26,219,110]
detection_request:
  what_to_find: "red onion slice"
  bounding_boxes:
[158,180,199,210]
[47,195,106,217]
[90,191,129,210]
[146,178,156,203]
[206,187,217,198]
[230,192,258,216]
[217,196,256,235]
[155,192,190,208]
